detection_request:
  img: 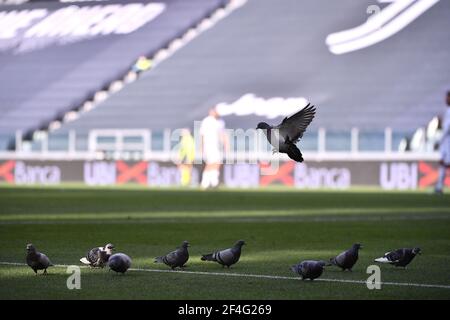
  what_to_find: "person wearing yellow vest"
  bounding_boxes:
[178,129,195,186]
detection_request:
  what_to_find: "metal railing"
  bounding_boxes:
[0,127,440,162]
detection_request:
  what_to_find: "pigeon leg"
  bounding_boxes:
[33,269,38,275]
[44,269,48,275]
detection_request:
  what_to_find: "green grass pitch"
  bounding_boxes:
[0,185,449,299]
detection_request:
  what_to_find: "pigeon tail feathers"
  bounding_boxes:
[201,253,215,261]
[286,144,303,162]
[374,257,390,263]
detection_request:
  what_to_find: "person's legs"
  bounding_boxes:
[210,163,220,188]
[202,149,221,189]
[201,165,212,189]
[435,164,446,193]
[180,164,192,187]
[436,144,450,193]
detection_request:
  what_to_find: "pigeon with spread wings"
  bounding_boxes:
[256,103,316,162]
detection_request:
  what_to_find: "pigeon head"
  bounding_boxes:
[353,243,363,250]
[181,241,190,248]
[256,122,271,130]
[412,247,421,255]
[26,244,36,252]
[290,264,299,274]
[104,243,115,255]
[235,240,246,247]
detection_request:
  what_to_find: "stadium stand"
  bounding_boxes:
[0,0,228,148]
[55,0,450,136]
[1,0,449,153]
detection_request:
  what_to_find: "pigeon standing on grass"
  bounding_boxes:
[26,244,53,275]
[374,247,421,268]
[154,241,190,270]
[201,240,245,268]
[291,260,330,280]
[80,243,114,268]
[330,243,362,271]
[256,103,316,162]
[108,253,132,274]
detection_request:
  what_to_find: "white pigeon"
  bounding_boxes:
[374,247,421,268]
[80,243,114,268]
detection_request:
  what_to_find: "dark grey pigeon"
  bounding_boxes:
[330,243,362,271]
[26,244,53,275]
[256,103,316,162]
[374,247,421,268]
[154,241,190,270]
[201,240,245,268]
[108,253,131,273]
[80,243,114,268]
[291,260,329,280]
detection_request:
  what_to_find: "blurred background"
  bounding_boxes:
[0,0,449,190]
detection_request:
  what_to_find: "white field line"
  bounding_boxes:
[1,261,449,290]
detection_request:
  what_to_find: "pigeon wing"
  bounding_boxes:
[215,248,236,266]
[334,250,348,267]
[276,104,316,142]
[163,249,180,266]
[87,247,101,264]
[39,253,52,267]
[299,261,310,276]
[385,249,403,262]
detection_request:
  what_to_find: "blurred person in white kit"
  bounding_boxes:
[435,91,450,194]
[199,107,229,189]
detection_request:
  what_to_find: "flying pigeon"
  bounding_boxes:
[201,240,245,268]
[26,243,53,275]
[256,103,316,162]
[108,253,132,273]
[374,247,421,268]
[154,241,190,270]
[291,260,329,280]
[330,243,362,271]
